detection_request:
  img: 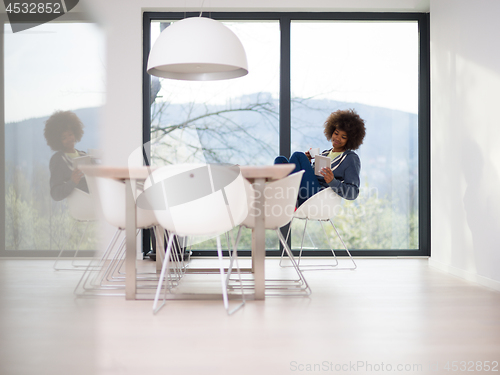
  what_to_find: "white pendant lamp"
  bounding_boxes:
[147,17,248,81]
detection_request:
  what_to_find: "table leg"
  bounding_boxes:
[252,177,266,300]
[125,180,137,300]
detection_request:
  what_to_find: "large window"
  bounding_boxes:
[149,20,280,166]
[290,21,419,251]
[2,19,105,256]
[147,19,283,253]
[143,12,430,256]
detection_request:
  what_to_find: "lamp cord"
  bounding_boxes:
[199,0,206,17]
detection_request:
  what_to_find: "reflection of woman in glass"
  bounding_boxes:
[44,110,89,201]
[275,109,366,206]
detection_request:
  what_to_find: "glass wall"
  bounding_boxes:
[148,20,281,252]
[290,21,419,251]
[144,13,429,256]
[149,20,280,166]
[3,22,105,254]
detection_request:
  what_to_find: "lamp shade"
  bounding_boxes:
[147,17,248,81]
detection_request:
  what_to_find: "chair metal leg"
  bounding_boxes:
[279,218,294,267]
[101,242,128,284]
[279,217,309,268]
[276,230,311,296]
[76,229,161,294]
[294,220,340,270]
[223,230,246,314]
[153,234,244,315]
[329,219,357,270]
[225,225,304,290]
[97,228,180,285]
[70,221,94,268]
[226,227,242,286]
[74,229,125,296]
[319,220,339,266]
[143,227,184,280]
[279,216,356,271]
[170,236,184,280]
[232,226,311,295]
[216,236,230,312]
[54,220,90,271]
[153,235,175,314]
[297,218,309,266]
[86,234,127,289]
[292,218,357,271]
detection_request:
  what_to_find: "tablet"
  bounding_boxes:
[73,155,92,167]
[314,155,330,176]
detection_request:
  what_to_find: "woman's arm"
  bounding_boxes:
[326,153,361,200]
[49,154,76,201]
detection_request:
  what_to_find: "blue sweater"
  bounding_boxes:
[317,149,361,200]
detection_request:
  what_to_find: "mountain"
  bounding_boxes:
[6,97,418,201]
[151,94,418,201]
[5,107,102,179]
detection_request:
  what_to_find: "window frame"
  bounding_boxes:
[142,11,431,257]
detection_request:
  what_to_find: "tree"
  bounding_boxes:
[150,93,279,165]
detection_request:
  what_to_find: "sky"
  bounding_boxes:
[3,23,106,123]
[4,19,418,123]
[151,20,419,114]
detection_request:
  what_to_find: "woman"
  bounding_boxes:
[275,109,366,206]
[44,110,89,201]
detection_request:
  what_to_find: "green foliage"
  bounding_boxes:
[5,165,98,252]
[149,95,418,252]
[189,184,418,252]
[189,227,280,251]
[292,185,419,251]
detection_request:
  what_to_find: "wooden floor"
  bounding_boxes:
[1,258,499,375]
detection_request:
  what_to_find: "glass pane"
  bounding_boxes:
[149,20,280,251]
[290,21,419,250]
[4,23,105,252]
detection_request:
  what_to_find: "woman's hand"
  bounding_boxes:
[320,167,334,183]
[71,169,84,184]
[305,150,312,162]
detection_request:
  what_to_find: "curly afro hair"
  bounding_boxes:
[323,109,366,151]
[44,111,84,151]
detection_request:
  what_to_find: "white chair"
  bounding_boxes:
[144,163,248,315]
[74,175,171,295]
[53,188,97,271]
[232,170,311,296]
[280,187,357,270]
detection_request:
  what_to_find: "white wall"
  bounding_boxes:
[429,0,500,290]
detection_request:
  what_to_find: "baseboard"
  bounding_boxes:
[428,258,500,292]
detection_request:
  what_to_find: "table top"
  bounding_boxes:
[80,164,295,181]
[239,164,294,181]
[79,165,155,179]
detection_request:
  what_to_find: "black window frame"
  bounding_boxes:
[142,12,431,258]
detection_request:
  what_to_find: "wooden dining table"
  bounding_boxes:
[80,163,295,300]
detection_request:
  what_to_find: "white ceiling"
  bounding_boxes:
[74,0,431,14]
